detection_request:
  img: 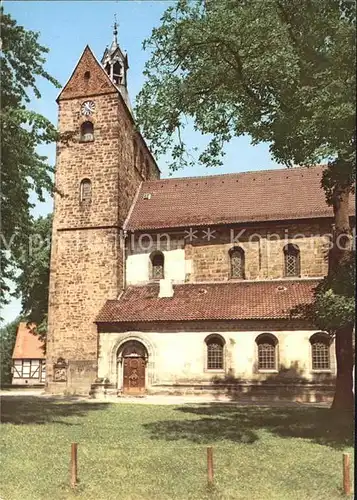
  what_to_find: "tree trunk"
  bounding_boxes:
[330,187,354,410]
[331,324,354,409]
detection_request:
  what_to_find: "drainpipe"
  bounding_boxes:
[121,229,128,292]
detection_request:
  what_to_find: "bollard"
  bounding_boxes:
[343,452,351,496]
[207,446,214,486]
[70,443,78,489]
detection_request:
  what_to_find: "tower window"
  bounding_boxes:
[256,334,278,371]
[80,121,94,142]
[229,247,245,279]
[150,251,164,280]
[84,71,91,81]
[80,179,92,204]
[310,333,331,370]
[205,335,225,370]
[284,244,300,277]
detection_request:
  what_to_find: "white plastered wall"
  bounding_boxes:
[98,329,335,388]
[126,248,187,285]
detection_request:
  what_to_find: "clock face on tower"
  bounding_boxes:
[81,100,95,116]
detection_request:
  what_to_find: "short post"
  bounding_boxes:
[70,443,78,489]
[207,446,214,486]
[343,452,351,496]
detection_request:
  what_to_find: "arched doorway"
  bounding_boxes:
[117,340,148,394]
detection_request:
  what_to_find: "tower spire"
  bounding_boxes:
[101,18,132,114]
[112,14,118,48]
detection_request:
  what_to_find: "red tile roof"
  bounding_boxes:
[96,280,319,323]
[125,165,355,231]
[12,323,45,359]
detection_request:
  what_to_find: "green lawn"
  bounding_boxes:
[0,397,354,500]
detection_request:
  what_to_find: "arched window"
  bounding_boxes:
[284,244,300,277]
[150,251,164,280]
[84,71,91,81]
[80,179,92,204]
[229,247,245,279]
[80,121,94,142]
[310,333,331,370]
[205,335,225,370]
[256,334,278,370]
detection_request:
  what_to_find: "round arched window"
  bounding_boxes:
[150,251,164,280]
[80,121,94,142]
[229,247,245,279]
[256,334,278,370]
[284,244,300,277]
[205,335,225,370]
[310,333,331,370]
[80,179,92,203]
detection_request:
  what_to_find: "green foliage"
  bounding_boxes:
[136,0,355,183]
[14,214,52,342]
[292,252,355,332]
[0,7,60,306]
[137,0,355,345]
[0,318,21,384]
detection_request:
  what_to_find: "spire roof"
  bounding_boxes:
[108,16,119,54]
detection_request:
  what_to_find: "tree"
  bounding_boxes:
[0,318,21,384]
[14,214,52,344]
[136,0,356,408]
[0,7,60,310]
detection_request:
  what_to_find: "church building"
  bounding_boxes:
[46,28,352,401]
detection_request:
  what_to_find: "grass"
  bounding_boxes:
[0,396,354,500]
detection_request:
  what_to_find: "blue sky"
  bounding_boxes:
[2,0,280,324]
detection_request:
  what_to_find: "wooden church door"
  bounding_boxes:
[123,357,146,394]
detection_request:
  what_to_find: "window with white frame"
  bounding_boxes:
[205,335,225,370]
[310,333,331,370]
[256,334,278,370]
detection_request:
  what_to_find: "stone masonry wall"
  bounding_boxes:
[126,220,332,285]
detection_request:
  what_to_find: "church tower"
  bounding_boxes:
[46,30,160,394]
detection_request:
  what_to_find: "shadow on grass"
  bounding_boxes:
[144,404,353,449]
[0,396,110,425]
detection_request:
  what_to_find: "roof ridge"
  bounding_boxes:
[141,164,326,185]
